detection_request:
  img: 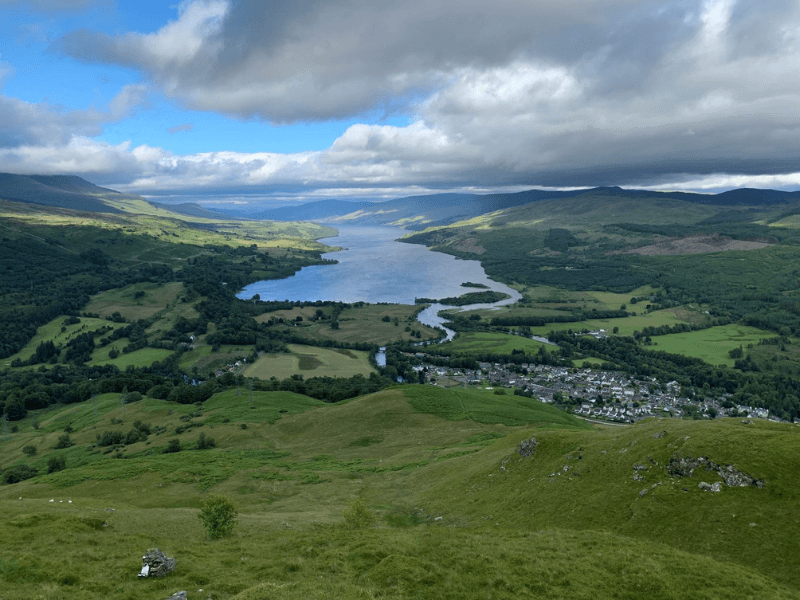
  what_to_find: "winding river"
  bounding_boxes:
[237,225,521,340]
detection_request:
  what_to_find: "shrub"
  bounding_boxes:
[196,433,216,450]
[53,434,73,449]
[3,464,38,484]
[97,431,124,447]
[22,445,37,457]
[198,494,238,539]
[342,498,375,529]
[163,439,181,453]
[47,456,66,474]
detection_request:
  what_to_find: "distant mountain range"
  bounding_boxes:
[2,172,799,229]
[219,186,800,230]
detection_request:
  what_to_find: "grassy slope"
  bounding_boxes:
[256,304,440,346]
[243,344,376,379]
[0,387,798,598]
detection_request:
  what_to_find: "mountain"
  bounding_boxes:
[247,186,800,230]
[0,173,134,213]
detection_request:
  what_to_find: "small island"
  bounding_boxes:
[461,281,489,289]
[415,290,510,306]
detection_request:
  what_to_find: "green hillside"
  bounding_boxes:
[0,386,797,599]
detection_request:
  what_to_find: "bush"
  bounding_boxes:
[342,498,375,529]
[22,445,37,457]
[163,439,181,453]
[97,431,124,447]
[198,494,238,539]
[47,456,66,474]
[3,464,38,484]
[53,434,73,449]
[196,433,216,450]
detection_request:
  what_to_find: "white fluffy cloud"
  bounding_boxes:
[2,0,800,198]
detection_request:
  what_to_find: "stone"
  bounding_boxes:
[166,592,187,600]
[698,481,721,492]
[653,430,666,439]
[741,419,753,425]
[516,437,538,458]
[139,548,175,578]
[639,488,648,497]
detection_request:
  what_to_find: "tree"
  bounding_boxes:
[2,464,38,484]
[47,456,66,473]
[163,439,181,453]
[53,434,73,449]
[198,494,238,539]
[196,432,216,450]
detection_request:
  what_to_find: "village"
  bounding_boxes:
[412,358,779,424]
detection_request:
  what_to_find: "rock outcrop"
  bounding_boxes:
[668,455,764,489]
[139,548,175,578]
[516,437,538,458]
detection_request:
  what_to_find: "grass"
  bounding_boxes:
[88,346,175,369]
[402,386,592,429]
[1,316,126,368]
[243,344,375,379]
[651,324,776,366]
[1,387,798,599]
[84,282,186,321]
[442,331,554,355]
[257,303,440,345]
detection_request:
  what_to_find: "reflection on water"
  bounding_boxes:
[238,225,521,311]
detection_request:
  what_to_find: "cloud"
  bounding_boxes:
[167,123,194,135]
[2,0,796,197]
[0,83,148,148]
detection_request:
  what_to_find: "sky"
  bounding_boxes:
[1,0,800,206]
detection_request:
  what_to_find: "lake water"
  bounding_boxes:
[237,225,521,339]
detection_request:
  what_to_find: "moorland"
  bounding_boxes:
[1,174,800,599]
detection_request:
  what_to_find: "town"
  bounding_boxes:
[412,358,779,424]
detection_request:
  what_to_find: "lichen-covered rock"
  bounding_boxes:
[668,455,764,489]
[699,481,721,492]
[139,548,175,578]
[516,437,538,458]
[653,430,666,439]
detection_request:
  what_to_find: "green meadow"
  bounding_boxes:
[443,331,554,355]
[243,344,376,379]
[651,324,777,366]
[0,386,798,599]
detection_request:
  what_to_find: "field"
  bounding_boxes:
[257,303,440,345]
[243,344,376,379]
[0,386,798,599]
[652,324,777,366]
[85,282,186,321]
[443,331,554,355]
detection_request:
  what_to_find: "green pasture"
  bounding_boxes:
[258,303,439,345]
[243,344,375,379]
[178,343,254,373]
[89,346,175,369]
[652,324,777,366]
[85,281,185,321]
[523,307,697,337]
[443,331,555,355]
